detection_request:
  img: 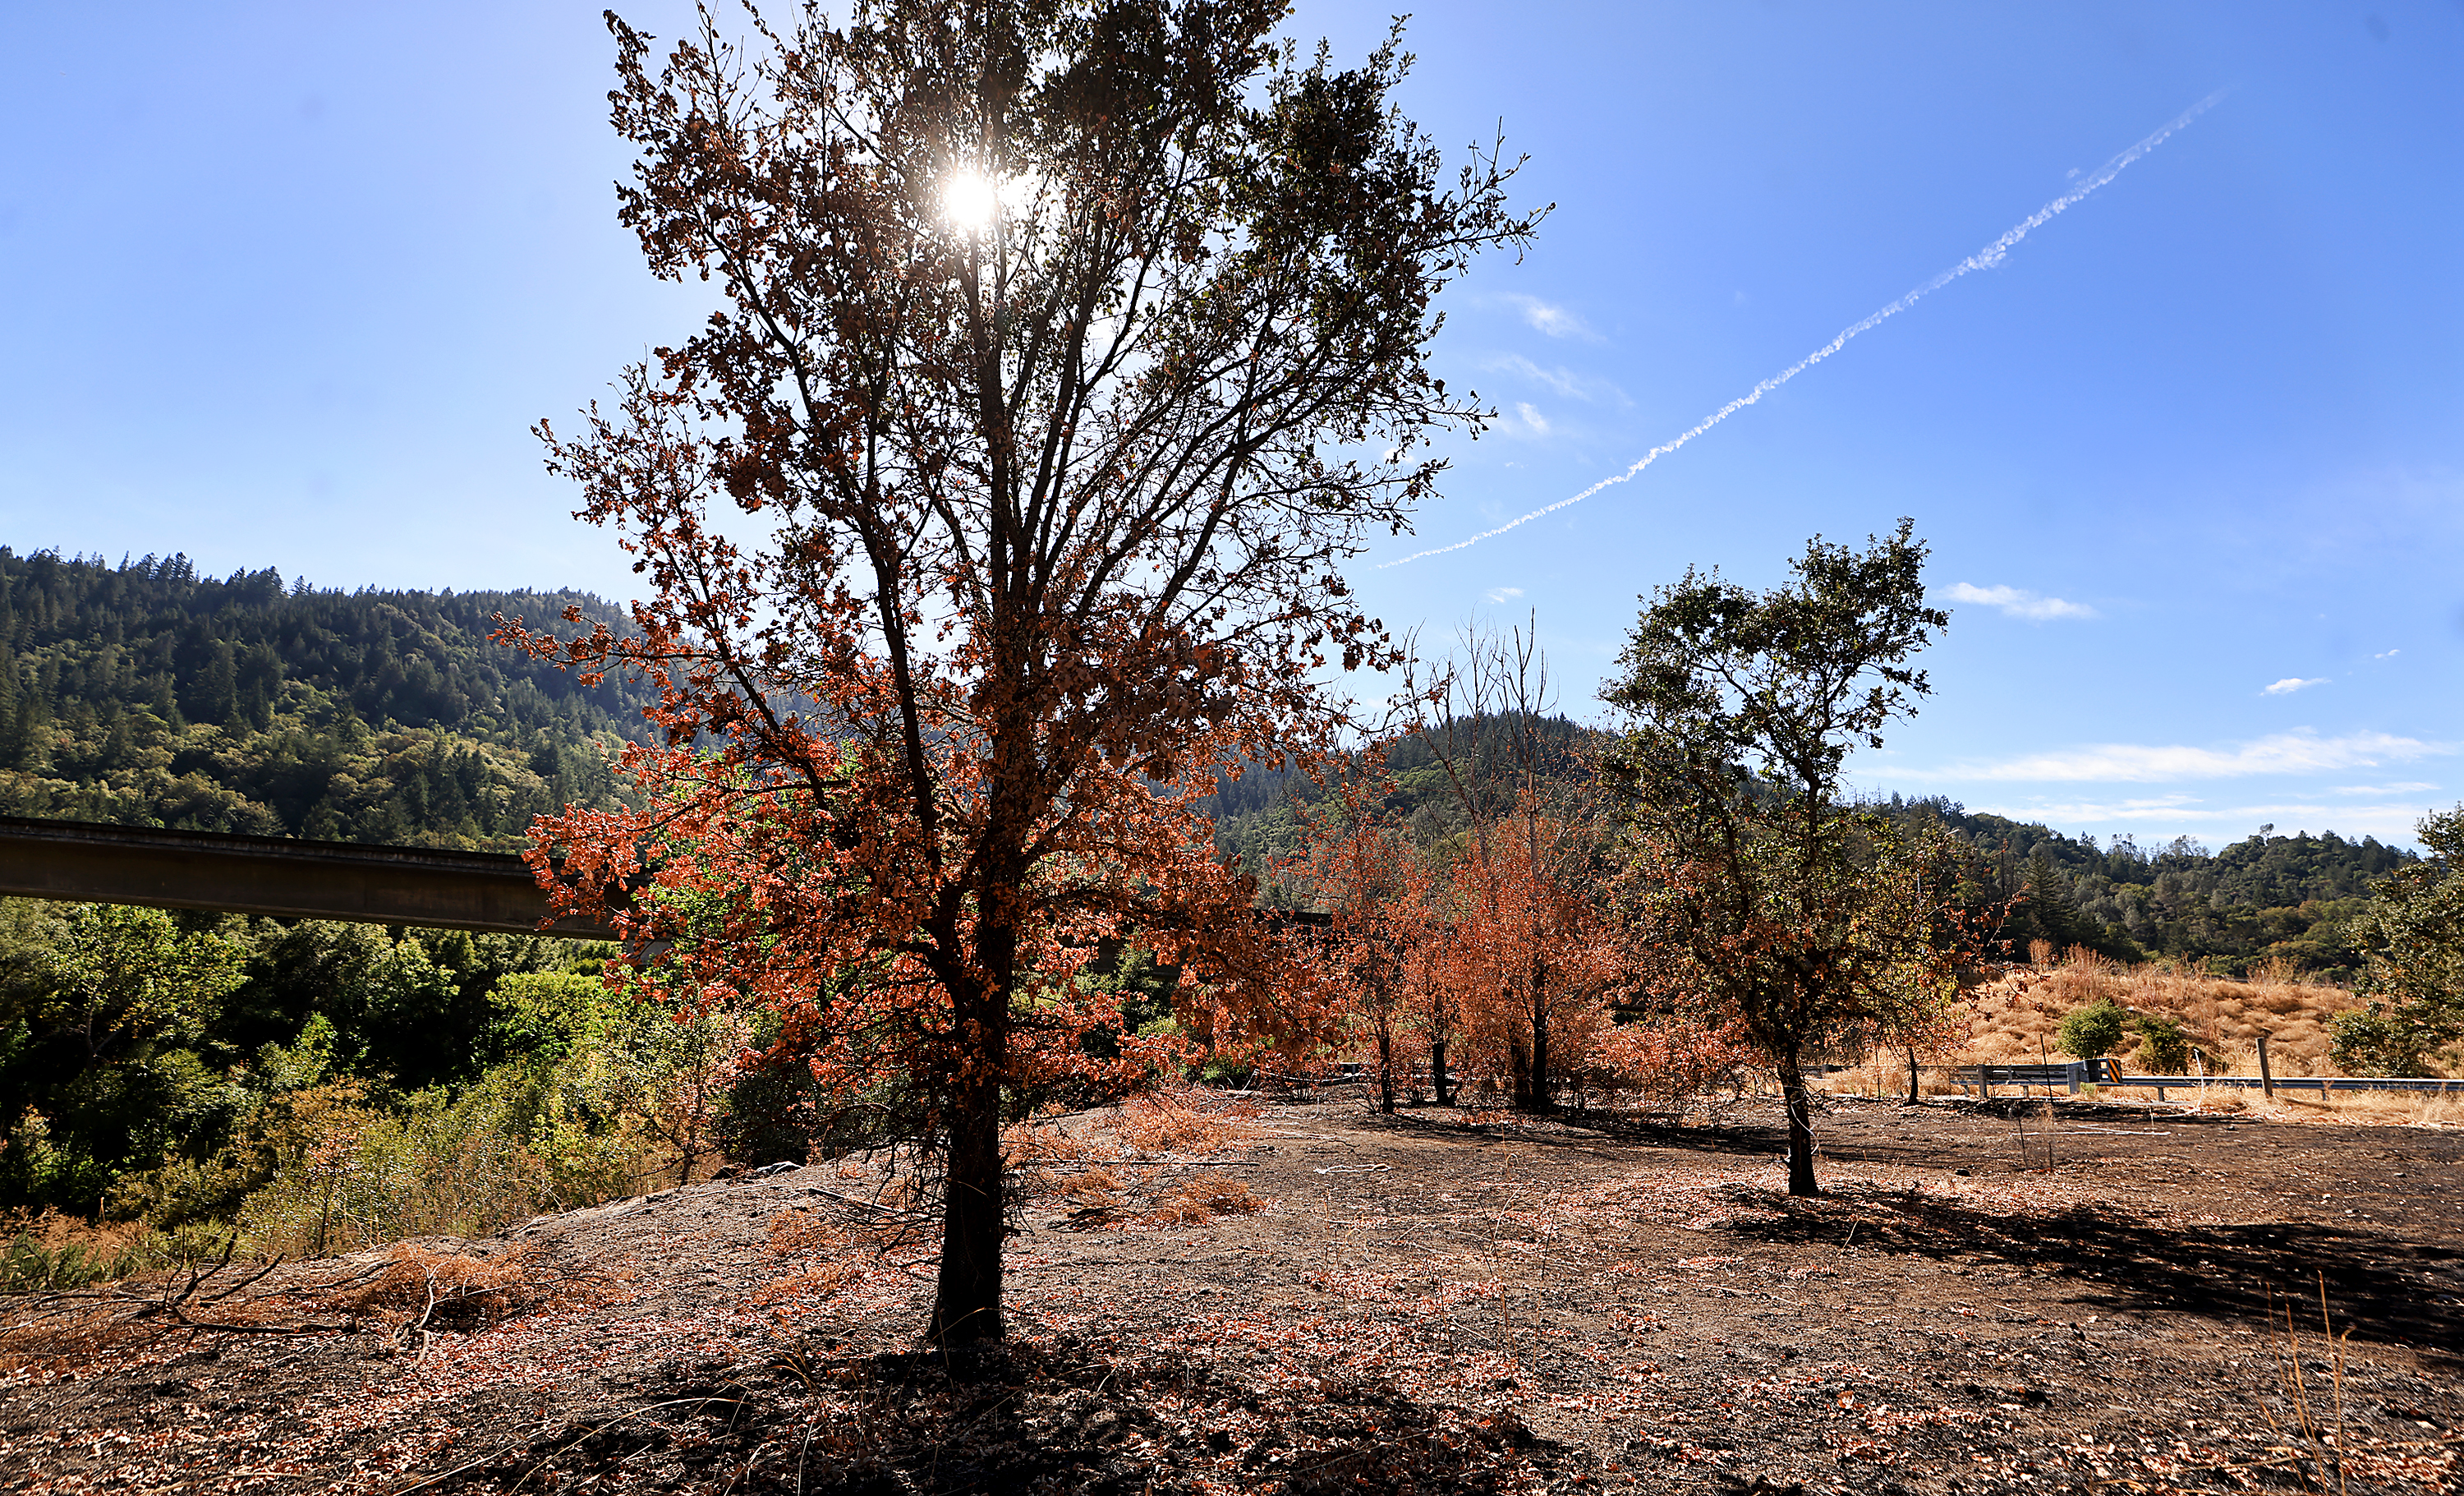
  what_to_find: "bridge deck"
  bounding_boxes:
[0,815,614,937]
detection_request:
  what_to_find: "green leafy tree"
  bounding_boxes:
[0,904,246,1213]
[2340,803,2464,1075]
[2325,1009,2430,1079]
[2129,1012,2190,1073]
[43,905,246,1065]
[1602,522,1975,1197]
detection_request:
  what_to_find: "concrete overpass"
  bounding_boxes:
[0,816,1323,944]
[0,815,617,938]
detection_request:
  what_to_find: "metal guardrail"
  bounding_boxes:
[1959,1061,2120,1094]
[2113,1074,2464,1097]
[1954,1057,2463,1098]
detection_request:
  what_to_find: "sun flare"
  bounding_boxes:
[940,168,998,233]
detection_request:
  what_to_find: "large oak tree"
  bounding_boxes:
[508,0,1539,1343]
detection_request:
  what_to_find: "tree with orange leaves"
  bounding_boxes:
[1438,793,1623,1112]
[1293,780,1438,1114]
[500,2,1539,1345]
[1403,622,1618,1112]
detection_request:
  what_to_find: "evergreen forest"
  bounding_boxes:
[0,548,650,849]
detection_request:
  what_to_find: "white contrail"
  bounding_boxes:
[1381,89,2227,568]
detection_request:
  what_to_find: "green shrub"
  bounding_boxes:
[234,1071,618,1258]
[2327,1008,2434,1079]
[2057,1000,2128,1059]
[2130,1014,2190,1073]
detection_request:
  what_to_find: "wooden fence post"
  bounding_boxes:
[2255,1033,2274,1102]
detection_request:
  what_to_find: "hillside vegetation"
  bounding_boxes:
[0,548,648,849]
[1906,797,2412,980]
[1205,720,2414,981]
[0,546,2446,1278]
[0,550,2414,978]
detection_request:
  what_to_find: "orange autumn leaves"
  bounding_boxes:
[1291,780,1733,1112]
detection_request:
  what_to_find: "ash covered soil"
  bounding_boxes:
[7,1093,2462,1494]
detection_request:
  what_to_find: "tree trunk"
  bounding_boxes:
[930,891,1014,1346]
[1774,1039,1820,1197]
[928,1062,1005,1345]
[1430,1037,1450,1106]
[1375,1022,1396,1114]
[1527,959,1551,1115]
[1905,1043,1920,1105]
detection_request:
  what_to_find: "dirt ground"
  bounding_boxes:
[6,1090,2460,1495]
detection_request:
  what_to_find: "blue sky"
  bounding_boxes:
[1,2,2457,848]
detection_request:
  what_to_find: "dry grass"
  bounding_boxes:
[345,1242,544,1335]
[1096,1088,1265,1156]
[1047,1167,1124,1207]
[2088,1085,2464,1128]
[1812,948,2457,1121]
[765,1209,853,1258]
[2,1237,568,1370]
[1003,1119,1099,1166]
[1954,953,2379,1077]
[754,1209,862,1305]
[1133,1177,1266,1226]
[752,1258,860,1305]
[0,1213,163,1293]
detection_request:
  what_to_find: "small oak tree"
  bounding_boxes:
[1443,794,1620,1112]
[508,0,1538,1343]
[1602,522,1974,1196]
[2336,802,2464,1076]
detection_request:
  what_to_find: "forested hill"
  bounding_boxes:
[1892,795,2416,978]
[1201,713,1602,877]
[0,549,653,849]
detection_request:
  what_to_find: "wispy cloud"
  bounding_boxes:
[1501,294,1600,342]
[1952,729,2448,784]
[2375,648,2401,660]
[2263,677,2328,695]
[1941,582,2097,621]
[2331,781,2437,795]
[1379,91,2227,570]
[1480,353,1629,406]
[1486,586,1524,604]
[1513,403,1552,437]
[1969,794,2202,822]
[1969,797,2434,839]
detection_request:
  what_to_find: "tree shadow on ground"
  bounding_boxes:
[1712,1183,2464,1361]
[424,1335,1599,1494]
[1353,1102,1788,1162]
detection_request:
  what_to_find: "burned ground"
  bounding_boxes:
[5,1092,2459,1494]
